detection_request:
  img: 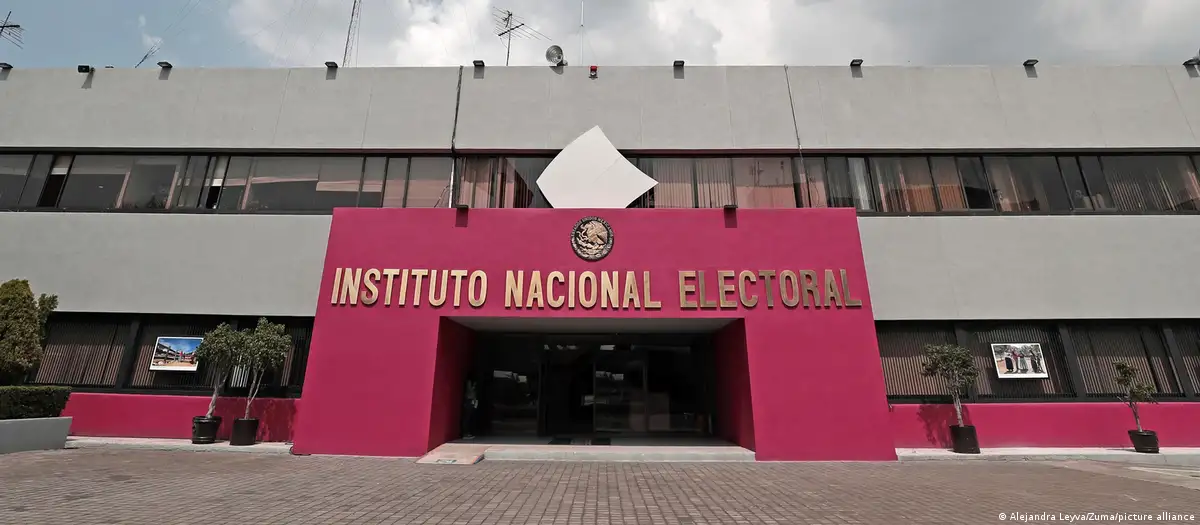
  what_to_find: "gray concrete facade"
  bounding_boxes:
[1,64,1199,321]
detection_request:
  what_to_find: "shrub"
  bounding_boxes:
[922,343,979,427]
[0,279,59,385]
[0,385,72,420]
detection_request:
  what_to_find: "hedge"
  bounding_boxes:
[0,385,72,420]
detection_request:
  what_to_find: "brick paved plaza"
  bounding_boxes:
[1,449,1197,524]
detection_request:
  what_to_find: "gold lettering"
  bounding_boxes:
[622,271,641,309]
[696,271,718,309]
[428,270,448,307]
[505,270,524,309]
[779,270,800,308]
[382,269,401,306]
[738,270,758,308]
[568,271,577,309]
[450,270,468,307]
[547,271,565,308]
[799,270,818,308]
[361,268,381,306]
[758,270,777,308]
[643,271,662,309]
[330,267,343,305]
[679,271,698,309]
[579,271,597,308]
[468,270,487,307]
[841,269,863,307]
[717,270,737,309]
[526,271,545,309]
[824,269,843,307]
[340,268,362,306]
[410,269,428,307]
[600,271,619,309]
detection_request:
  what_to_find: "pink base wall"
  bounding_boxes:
[891,402,1200,448]
[63,393,298,442]
[714,320,755,450]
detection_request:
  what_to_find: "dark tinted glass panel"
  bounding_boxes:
[119,157,185,209]
[18,155,53,208]
[381,158,409,208]
[870,157,937,213]
[312,157,364,210]
[358,157,385,207]
[244,157,315,211]
[848,157,875,211]
[499,157,549,208]
[59,156,131,209]
[824,157,854,208]
[646,158,695,208]
[1057,157,1093,210]
[37,157,72,208]
[733,157,796,208]
[956,157,993,210]
[1078,156,1114,209]
[455,156,495,208]
[800,157,828,208]
[984,156,1070,212]
[218,157,250,210]
[0,154,32,207]
[1102,155,1200,212]
[172,156,210,209]
[695,158,734,208]
[405,157,452,207]
[929,157,966,211]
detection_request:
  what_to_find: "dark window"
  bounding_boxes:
[824,157,854,208]
[929,157,967,211]
[119,157,186,209]
[1072,323,1180,396]
[17,155,53,208]
[454,157,545,208]
[58,156,131,209]
[312,158,365,210]
[1057,157,1093,210]
[870,157,938,213]
[242,157,364,211]
[956,157,994,210]
[218,157,250,210]
[382,158,409,208]
[732,157,796,208]
[1078,156,1114,210]
[37,156,72,208]
[404,157,452,208]
[0,154,33,207]
[799,157,828,208]
[1102,156,1200,212]
[172,156,211,209]
[358,157,386,207]
[984,156,1071,212]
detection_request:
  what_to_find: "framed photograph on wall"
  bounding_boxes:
[150,336,203,372]
[991,343,1048,379]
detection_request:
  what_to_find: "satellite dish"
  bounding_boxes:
[545,45,566,66]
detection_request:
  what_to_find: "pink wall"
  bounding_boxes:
[714,320,755,450]
[293,207,895,460]
[891,402,1200,448]
[427,318,474,450]
[64,392,297,442]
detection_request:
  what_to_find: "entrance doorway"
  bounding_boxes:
[470,334,715,440]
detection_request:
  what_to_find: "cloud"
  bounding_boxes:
[222,0,1200,67]
[138,14,164,50]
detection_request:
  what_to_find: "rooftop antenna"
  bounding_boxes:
[579,0,584,64]
[342,0,362,67]
[0,11,25,49]
[492,7,547,66]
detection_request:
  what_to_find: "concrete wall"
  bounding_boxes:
[2,212,1198,321]
[5,64,1200,152]
[0,212,330,317]
[859,215,1200,321]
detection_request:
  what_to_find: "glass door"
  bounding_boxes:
[593,344,647,434]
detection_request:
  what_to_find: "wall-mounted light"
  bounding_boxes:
[673,60,684,67]
[1023,59,1039,67]
[1184,57,1200,66]
[472,60,485,67]
[723,204,738,211]
[850,58,863,67]
[157,61,173,69]
[324,61,338,69]
[77,65,94,74]
[454,203,469,210]
[104,65,114,69]
[0,62,12,70]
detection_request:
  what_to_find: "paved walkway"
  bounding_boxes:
[3,449,1199,524]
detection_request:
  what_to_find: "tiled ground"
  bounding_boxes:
[1,449,1197,524]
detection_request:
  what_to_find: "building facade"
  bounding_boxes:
[2,64,1200,460]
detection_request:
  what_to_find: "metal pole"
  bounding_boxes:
[579,0,585,64]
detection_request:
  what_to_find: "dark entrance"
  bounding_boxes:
[469,333,715,439]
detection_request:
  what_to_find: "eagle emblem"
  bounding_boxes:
[571,217,613,261]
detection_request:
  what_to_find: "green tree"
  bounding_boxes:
[238,318,291,419]
[1114,362,1157,432]
[0,279,58,385]
[922,343,978,427]
[194,323,244,419]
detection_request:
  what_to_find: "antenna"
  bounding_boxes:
[343,0,363,67]
[0,11,25,49]
[491,7,547,66]
[579,0,584,64]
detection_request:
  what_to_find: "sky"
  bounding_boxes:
[3,0,1200,69]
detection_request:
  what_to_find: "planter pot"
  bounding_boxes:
[1128,430,1159,454]
[191,416,221,444]
[0,417,72,454]
[230,418,259,446]
[950,425,980,454]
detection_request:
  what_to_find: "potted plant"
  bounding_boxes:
[191,323,243,444]
[1114,362,1159,453]
[230,318,290,446]
[922,343,980,454]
